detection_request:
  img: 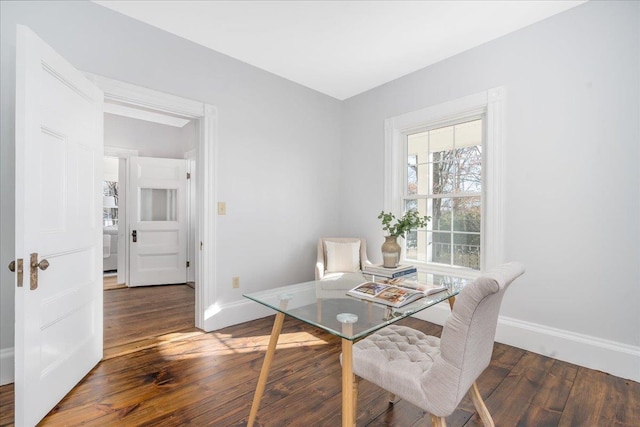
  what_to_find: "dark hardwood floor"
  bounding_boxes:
[1,285,639,426]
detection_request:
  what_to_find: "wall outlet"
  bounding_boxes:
[232,276,240,288]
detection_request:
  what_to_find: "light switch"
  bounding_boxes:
[217,202,226,215]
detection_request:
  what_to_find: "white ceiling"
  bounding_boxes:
[94,0,585,100]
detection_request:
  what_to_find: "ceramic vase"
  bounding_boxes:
[381,236,401,268]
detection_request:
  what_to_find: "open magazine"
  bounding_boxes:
[346,281,448,308]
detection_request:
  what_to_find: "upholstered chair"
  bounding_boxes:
[315,237,372,300]
[347,262,525,426]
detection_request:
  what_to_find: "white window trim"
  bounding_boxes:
[384,87,506,277]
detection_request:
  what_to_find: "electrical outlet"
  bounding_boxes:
[217,202,226,215]
[232,276,240,288]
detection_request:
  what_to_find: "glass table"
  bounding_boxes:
[244,272,469,427]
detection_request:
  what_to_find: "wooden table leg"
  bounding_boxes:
[247,311,286,427]
[337,313,358,427]
[342,337,355,427]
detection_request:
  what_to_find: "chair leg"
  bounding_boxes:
[430,414,447,427]
[468,381,495,427]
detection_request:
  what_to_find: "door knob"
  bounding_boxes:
[8,259,24,287]
[36,259,50,270]
[29,253,49,290]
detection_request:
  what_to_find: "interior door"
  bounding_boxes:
[14,25,103,426]
[129,156,187,286]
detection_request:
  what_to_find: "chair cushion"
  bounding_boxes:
[352,324,440,410]
[325,240,360,273]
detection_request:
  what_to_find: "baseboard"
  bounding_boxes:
[413,303,640,383]
[0,346,14,385]
[204,282,318,331]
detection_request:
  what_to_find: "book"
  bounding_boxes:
[346,281,448,308]
[364,264,415,273]
[362,267,417,278]
[362,264,417,278]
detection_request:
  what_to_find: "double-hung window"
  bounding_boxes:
[405,117,483,270]
[384,88,505,276]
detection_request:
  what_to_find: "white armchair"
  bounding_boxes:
[315,237,372,300]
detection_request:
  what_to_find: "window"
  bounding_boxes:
[384,87,505,276]
[405,118,483,269]
[103,180,118,226]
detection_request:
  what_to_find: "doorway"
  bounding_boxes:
[86,72,218,331]
[100,102,198,354]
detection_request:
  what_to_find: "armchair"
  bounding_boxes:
[315,237,372,299]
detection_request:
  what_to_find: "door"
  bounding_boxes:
[14,25,103,426]
[129,156,187,286]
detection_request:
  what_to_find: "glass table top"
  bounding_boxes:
[244,271,469,341]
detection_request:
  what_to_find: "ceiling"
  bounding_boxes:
[94,0,586,100]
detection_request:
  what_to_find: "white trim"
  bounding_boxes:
[384,87,506,276]
[198,105,218,331]
[104,103,190,128]
[483,87,507,269]
[104,146,138,158]
[204,282,317,331]
[184,149,196,284]
[413,305,640,383]
[85,72,218,331]
[84,73,203,118]
[0,347,14,385]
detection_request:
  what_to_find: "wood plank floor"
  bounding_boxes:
[103,274,126,291]
[1,285,639,426]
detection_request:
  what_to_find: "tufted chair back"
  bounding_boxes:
[422,262,525,415]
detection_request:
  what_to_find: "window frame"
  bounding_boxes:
[383,87,506,278]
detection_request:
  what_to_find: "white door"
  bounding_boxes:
[14,25,103,426]
[129,156,187,286]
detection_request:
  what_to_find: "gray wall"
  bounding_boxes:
[0,0,343,382]
[340,0,639,349]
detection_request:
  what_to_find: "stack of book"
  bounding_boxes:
[362,264,417,279]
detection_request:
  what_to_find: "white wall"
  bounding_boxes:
[0,0,342,384]
[339,0,639,380]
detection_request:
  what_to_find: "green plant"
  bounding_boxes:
[378,210,431,238]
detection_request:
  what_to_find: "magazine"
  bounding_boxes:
[346,281,448,308]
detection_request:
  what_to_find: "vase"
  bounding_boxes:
[381,236,401,268]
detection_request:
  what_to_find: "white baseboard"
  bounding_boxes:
[413,303,640,383]
[0,346,14,385]
[204,282,318,331]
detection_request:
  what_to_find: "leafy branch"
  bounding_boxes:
[378,210,431,238]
